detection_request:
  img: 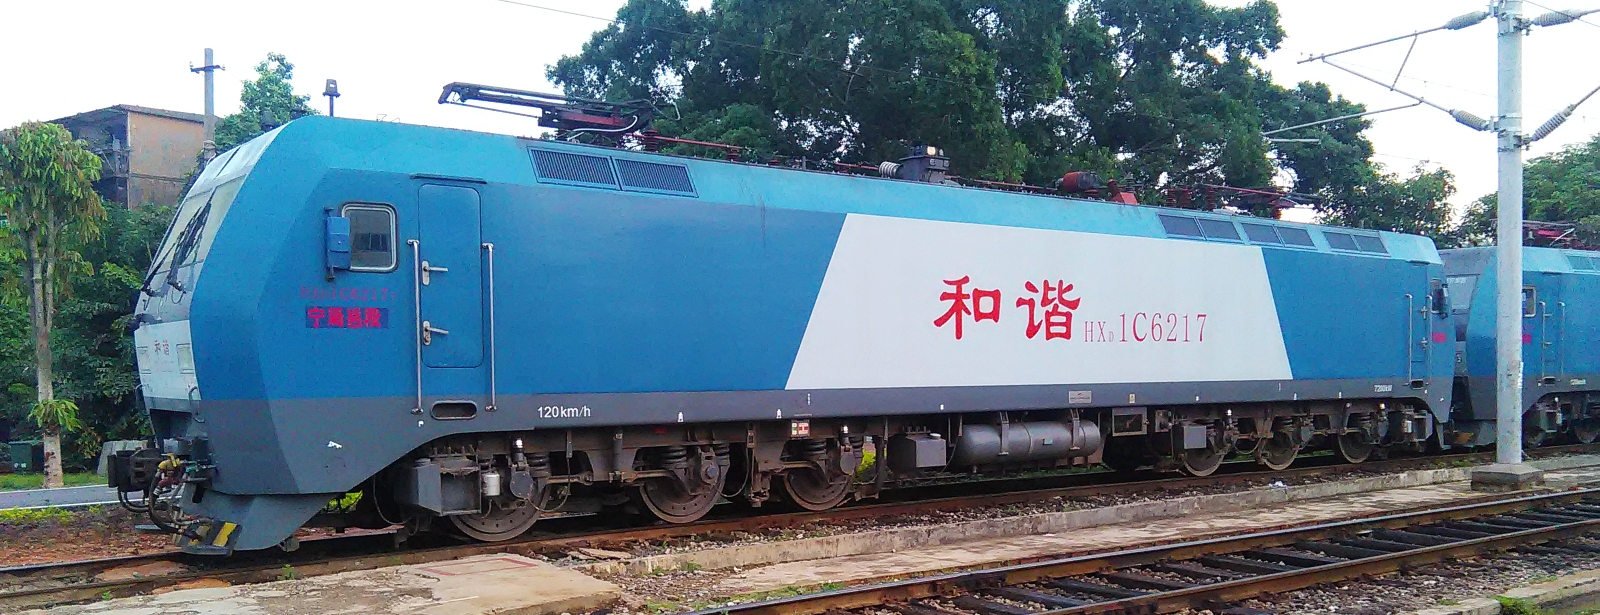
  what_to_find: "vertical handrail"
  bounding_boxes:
[409,239,424,415]
[1559,301,1567,378]
[1405,293,1415,384]
[482,242,497,412]
[1540,300,1549,381]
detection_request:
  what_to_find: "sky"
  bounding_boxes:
[3,0,1598,215]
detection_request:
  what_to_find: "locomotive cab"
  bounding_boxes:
[1441,246,1600,447]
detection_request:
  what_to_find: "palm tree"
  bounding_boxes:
[0,122,105,488]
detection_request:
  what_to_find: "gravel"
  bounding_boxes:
[574,455,1600,614]
[559,458,1482,569]
[1238,535,1600,614]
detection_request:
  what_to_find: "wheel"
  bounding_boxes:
[1335,432,1375,464]
[637,447,728,524]
[780,468,852,511]
[1574,420,1600,445]
[449,502,541,542]
[1180,447,1224,477]
[1255,430,1299,471]
[1524,424,1547,449]
[637,476,723,523]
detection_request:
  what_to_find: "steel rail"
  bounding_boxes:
[686,488,1600,615]
[3,444,1594,610]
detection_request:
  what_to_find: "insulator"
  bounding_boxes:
[1530,108,1573,143]
[1450,109,1493,132]
[878,161,901,178]
[1530,10,1580,27]
[1444,10,1489,30]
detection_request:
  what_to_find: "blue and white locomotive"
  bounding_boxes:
[111,94,1592,554]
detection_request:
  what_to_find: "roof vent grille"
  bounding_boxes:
[531,149,617,188]
[616,159,695,195]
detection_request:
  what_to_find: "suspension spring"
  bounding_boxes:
[799,439,828,461]
[526,452,551,477]
[660,445,690,470]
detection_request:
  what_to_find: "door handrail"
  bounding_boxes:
[409,239,424,415]
[1405,293,1414,384]
[1560,301,1567,378]
[483,242,497,412]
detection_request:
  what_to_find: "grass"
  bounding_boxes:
[0,472,102,491]
[1496,596,1553,615]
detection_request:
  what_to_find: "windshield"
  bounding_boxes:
[1446,275,1477,313]
[147,188,212,278]
[148,178,244,276]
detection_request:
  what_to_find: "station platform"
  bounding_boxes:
[28,554,620,615]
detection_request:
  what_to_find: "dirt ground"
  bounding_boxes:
[0,507,173,566]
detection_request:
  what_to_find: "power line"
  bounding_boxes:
[1280,46,1600,123]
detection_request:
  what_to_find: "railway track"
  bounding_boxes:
[2,444,1592,611]
[688,487,1600,615]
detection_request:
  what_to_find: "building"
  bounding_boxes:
[51,105,205,207]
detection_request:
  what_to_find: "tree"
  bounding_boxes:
[545,0,1454,240]
[1460,133,1600,247]
[214,53,318,152]
[0,122,106,487]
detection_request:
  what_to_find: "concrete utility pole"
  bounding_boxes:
[190,48,223,162]
[1493,0,1527,468]
[1299,2,1600,491]
[1479,0,1546,490]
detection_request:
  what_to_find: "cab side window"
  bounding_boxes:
[1522,286,1537,317]
[342,204,397,272]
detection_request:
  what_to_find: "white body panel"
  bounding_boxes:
[134,321,200,401]
[785,214,1293,390]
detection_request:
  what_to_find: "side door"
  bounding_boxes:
[416,184,485,372]
[1406,265,1433,388]
[1536,274,1565,384]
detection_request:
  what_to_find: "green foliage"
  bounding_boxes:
[0,187,168,470]
[1461,134,1600,247]
[1317,164,1458,242]
[548,0,1455,238]
[214,53,319,152]
[0,122,107,485]
[28,398,81,433]
[1495,596,1552,615]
